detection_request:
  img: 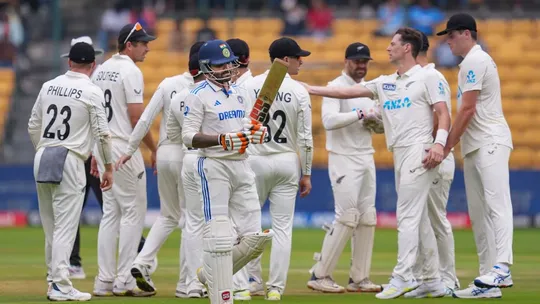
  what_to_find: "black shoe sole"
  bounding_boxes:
[130,267,155,293]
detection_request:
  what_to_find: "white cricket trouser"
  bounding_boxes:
[35,149,86,293]
[246,152,299,292]
[463,144,513,275]
[329,152,376,282]
[181,151,205,292]
[392,144,438,282]
[95,139,147,284]
[134,144,186,282]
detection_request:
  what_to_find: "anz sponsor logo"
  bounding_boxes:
[383,97,411,110]
[218,109,245,121]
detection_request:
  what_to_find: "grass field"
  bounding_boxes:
[1,227,539,303]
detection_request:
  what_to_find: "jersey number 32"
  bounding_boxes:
[263,110,287,143]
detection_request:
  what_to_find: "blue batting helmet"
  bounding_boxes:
[198,39,238,68]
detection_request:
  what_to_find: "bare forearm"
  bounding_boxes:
[142,133,157,152]
[309,85,372,99]
[192,133,220,148]
[446,109,474,150]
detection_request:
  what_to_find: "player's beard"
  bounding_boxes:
[212,70,233,84]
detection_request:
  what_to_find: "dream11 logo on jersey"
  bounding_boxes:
[383,97,411,110]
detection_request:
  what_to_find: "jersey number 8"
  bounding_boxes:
[263,110,287,144]
[103,89,113,122]
[43,104,72,140]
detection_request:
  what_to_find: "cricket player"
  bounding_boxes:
[243,37,314,301]
[307,42,381,294]
[227,37,255,301]
[406,32,459,298]
[28,42,113,301]
[181,39,274,304]
[113,41,204,297]
[91,22,157,296]
[437,13,513,298]
[301,27,451,299]
[167,53,208,299]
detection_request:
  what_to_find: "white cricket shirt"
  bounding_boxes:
[92,53,144,142]
[181,79,250,160]
[167,82,199,154]
[457,44,513,156]
[364,64,442,151]
[125,72,193,155]
[322,71,375,155]
[424,63,454,152]
[28,71,112,163]
[234,69,253,87]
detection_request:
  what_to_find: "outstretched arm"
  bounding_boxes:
[303,83,375,99]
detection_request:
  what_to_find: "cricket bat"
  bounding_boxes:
[249,58,289,124]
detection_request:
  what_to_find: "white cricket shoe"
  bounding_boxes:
[453,283,502,298]
[249,279,265,296]
[234,289,252,301]
[307,274,345,293]
[48,283,91,301]
[266,288,282,301]
[346,278,383,292]
[68,266,86,280]
[404,280,446,298]
[474,266,513,288]
[175,290,189,298]
[113,279,156,297]
[375,277,420,299]
[93,277,113,296]
[187,288,208,298]
[131,263,156,293]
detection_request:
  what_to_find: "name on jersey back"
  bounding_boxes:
[47,85,82,99]
[254,89,292,103]
[94,71,120,82]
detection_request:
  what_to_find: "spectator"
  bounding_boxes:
[169,17,186,52]
[374,0,406,37]
[408,0,444,36]
[281,0,307,36]
[195,17,217,42]
[306,0,333,40]
[0,2,24,67]
[129,2,157,35]
[98,0,130,52]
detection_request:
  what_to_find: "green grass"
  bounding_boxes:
[1,227,539,303]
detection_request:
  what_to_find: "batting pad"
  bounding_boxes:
[312,210,359,278]
[350,208,377,282]
[202,216,234,304]
[232,229,274,274]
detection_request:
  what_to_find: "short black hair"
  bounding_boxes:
[395,27,422,58]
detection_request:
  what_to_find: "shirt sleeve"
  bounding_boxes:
[296,87,313,176]
[88,88,113,165]
[321,82,360,130]
[166,93,184,144]
[363,77,380,100]
[27,86,44,149]
[123,68,144,104]
[424,70,446,105]
[461,59,486,93]
[181,93,204,147]
[125,84,164,155]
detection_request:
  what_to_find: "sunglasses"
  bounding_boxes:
[123,22,143,44]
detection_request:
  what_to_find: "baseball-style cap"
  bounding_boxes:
[68,42,96,64]
[117,22,156,44]
[436,13,477,36]
[345,42,372,60]
[226,38,250,64]
[189,54,202,76]
[190,41,206,57]
[61,36,104,58]
[269,37,311,59]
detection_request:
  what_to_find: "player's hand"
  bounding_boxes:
[100,171,113,191]
[299,175,312,198]
[422,143,444,169]
[115,154,132,171]
[151,150,157,175]
[219,131,251,154]
[90,156,100,178]
[242,118,268,144]
[363,107,382,123]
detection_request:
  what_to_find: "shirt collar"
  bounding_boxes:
[459,44,482,67]
[396,64,422,79]
[423,63,436,70]
[235,69,252,85]
[113,53,135,63]
[264,69,291,79]
[65,70,90,80]
[341,70,364,85]
[205,79,234,97]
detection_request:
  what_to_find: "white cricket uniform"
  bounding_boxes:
[457,45,513,275]
[413,63,459,287]
[91,53,147,285]
[314,71,377,283]
[28,71,112,293]
[181,79,262,302]
[167,81,206,294]
[364,64,443,282]
[243,70,313,292]
[231,69,254,293]
[127,73,193,288]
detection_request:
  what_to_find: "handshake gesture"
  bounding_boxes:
[362,107,384,134]
[219,118,268,154]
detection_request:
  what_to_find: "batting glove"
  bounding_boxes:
[219,131,251,154]
[242,118,268,144]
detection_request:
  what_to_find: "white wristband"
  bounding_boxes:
[434,129,448,146]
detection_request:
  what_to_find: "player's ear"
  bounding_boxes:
[68,59,73,69]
